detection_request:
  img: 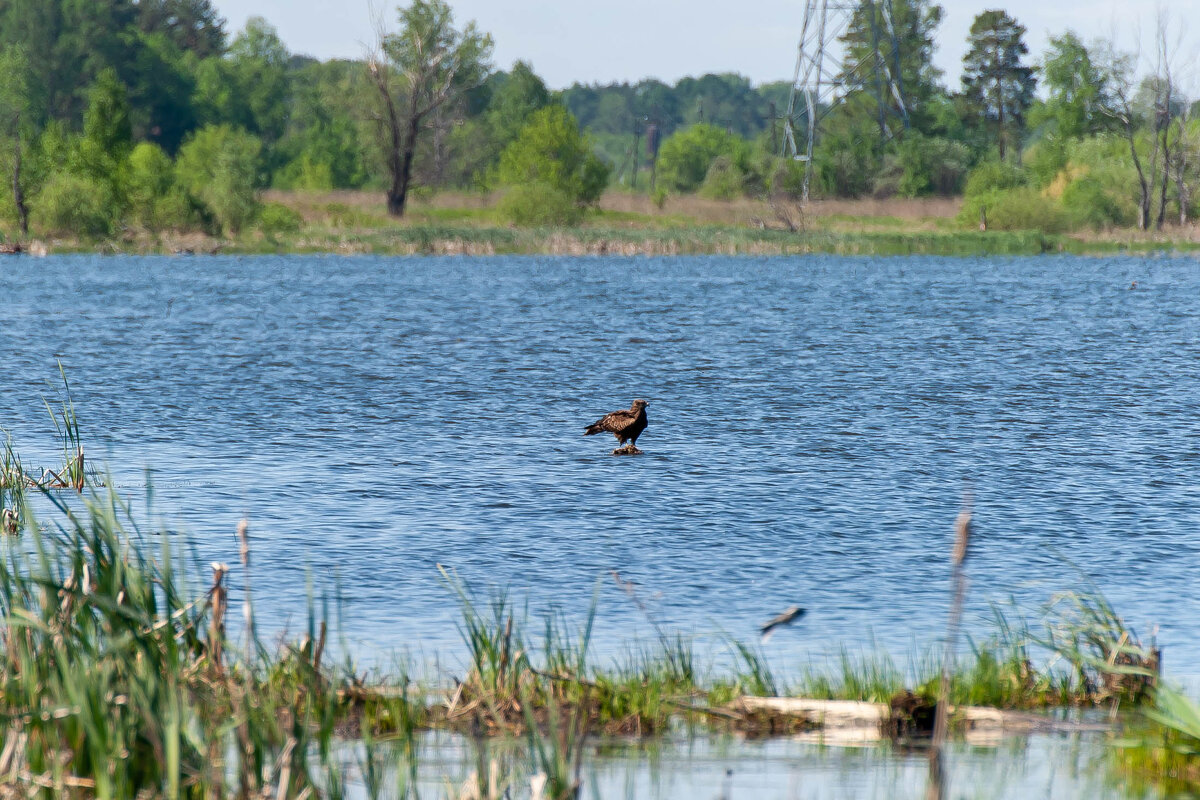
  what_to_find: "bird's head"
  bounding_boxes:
[632,399,647,410]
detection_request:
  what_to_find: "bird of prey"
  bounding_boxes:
[759,606,805,643]
[584,399,648,453]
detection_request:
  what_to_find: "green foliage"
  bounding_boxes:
[77,69,134,197]
[258,202,303,233]
[275,58,371,190]
[126,141,192,230]
[961,10,1037,160]
[1060,176,1129,228]
[767,157,806,200]
[495,105,610,224]
[1036,32,1112,139]
[176,124,263,234]
[32,172,115,237]
[656,123,742,193]
[964,160,1029,197]
[840,0,945,132]
[876,133,971,197]
[699,155,744,200]
[813,100,882,197]
[958,187,1068,233]
[194,17,290,164]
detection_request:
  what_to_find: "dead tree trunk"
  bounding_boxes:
[1154,68,1173,230]
[12,122,27,237]
[1175,112,1193,225]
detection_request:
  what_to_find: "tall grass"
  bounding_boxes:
[0,482,426,797]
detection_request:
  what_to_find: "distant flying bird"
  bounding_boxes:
[584,399,648,451]
[759,606,805,643]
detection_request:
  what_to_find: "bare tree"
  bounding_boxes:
[1097,41,1153,230]
[367,0,492,217]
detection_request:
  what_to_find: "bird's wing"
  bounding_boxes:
[592,410,636,432]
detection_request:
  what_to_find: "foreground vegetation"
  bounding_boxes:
[0,394,1186,797]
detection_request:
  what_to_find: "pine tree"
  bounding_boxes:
[961,10,1037,160]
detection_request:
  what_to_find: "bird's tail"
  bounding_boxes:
[583,422,602,436]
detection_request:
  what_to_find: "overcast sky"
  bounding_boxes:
[210,0,1196,90]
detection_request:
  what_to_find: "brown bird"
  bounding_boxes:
[584,399,648,452]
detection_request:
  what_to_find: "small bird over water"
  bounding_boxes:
[759,606,805,643]
[585,399,648,454]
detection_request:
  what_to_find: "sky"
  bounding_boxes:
[210,0,1197,90]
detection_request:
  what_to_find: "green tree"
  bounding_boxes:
[175,124,262,234]
[0,44,33,235]
[961,10,1037,161]
[487,61,551,143]
[368,0,493,217]
[134,0,225,59]
[1038,32,1110,139]
[495,105,610,224]
[126,141,191,229]
[655,123,742,193]
[194,17,290,162]
[72,69,134,208]
[441,60,551,188]
[840,0,945,134]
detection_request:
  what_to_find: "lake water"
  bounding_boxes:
[3,254,1199,682]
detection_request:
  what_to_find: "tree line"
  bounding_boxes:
[0,0,1195,239]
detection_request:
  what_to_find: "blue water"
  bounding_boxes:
[3,254,1198,677]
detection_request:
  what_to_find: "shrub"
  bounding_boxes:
[699,155,744,200]
[176,124,263,235]
[958,187,1068,233]
[655,124,742,193]
[496,182,583,226]
[257,202,303,233]
[32,173,114,237]
[963,161,1029,198]
[495,106,610,225]
[889,134,972,197]
[1060,176,1131,229]
[767,157,807,200]
[126,142,192,231]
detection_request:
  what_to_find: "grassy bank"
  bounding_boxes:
[11,190,1200,258]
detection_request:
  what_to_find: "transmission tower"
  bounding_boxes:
[782,0,910,200]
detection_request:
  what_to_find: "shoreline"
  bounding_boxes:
[9,227,1200,259]
[5,190,1200,259]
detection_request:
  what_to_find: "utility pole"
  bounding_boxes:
[782,0,910,200]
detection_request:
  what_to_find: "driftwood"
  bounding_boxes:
[730,697,1112,745]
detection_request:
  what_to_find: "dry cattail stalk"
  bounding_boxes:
[209,562,229,672]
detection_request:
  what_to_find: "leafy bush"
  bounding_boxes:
[32,172,114,237]
[257,202,303,233]
[495,105,610,225]
[887,134,972,197]
[958,187,1068,233]
[963,161,1029,198]
[176,124,263,234]
[1060,176,1131,228]
[767,157,807,200]
[699,155,744,200]
[496,182,583,226]
[126,142,192,230]
[812,101,882,197]
[656,123,742,193]
[1025,135,1070,188]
